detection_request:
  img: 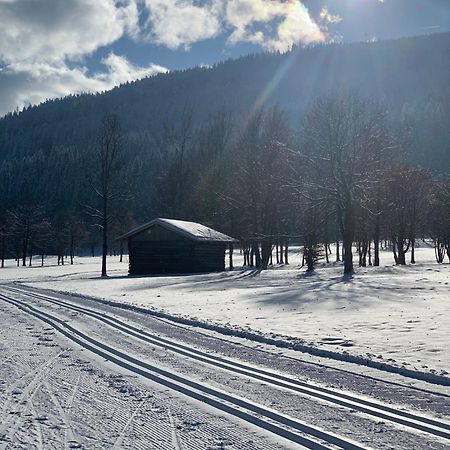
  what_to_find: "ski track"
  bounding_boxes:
[0,299,295,450]
[1,285,450,449]
[0,349,64,450]
[43,380,79,450]
[4,285,450,441]
[26,274,450,387]
[167,406,184,450]
[0,291,364,450]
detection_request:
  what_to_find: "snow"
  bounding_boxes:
[1,245,449,383]
[0,299,289,450]
[117,217,237,242]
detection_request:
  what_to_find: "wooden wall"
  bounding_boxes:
[127,224,227,275]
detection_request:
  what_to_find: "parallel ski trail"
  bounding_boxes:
[4,285,450,443]
[0,291,368,450]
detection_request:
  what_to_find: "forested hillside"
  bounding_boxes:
[0,32,449,269]
[2,32,450,166]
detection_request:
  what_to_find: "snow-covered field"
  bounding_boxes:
[1,245,449,382]
[0,294,295,450]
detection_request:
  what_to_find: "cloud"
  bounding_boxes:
[265,1,325,51]
[226,0,324,51]
[0,0,139,64]
[0,0,326,115]
[97,53,167,85]
[141,0,324,52]
[142,0,221,50]
[0,0,163,116]
[0,55,167,116]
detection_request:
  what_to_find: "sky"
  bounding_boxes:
[0,0,449,117]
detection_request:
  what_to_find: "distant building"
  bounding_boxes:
[117,218,237,275]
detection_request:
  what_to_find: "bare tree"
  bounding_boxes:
[299,93,394,274]
[383,165,431,265]
[300,202,324,271]
[158,107,195,218]
[86,113,126,277]
[188,110,233,221]
[0,210,9,268]
[225,107,291,270]
[8,205,49,267]
[428,179,450,263]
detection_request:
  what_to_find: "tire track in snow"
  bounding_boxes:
[6,285,450,444]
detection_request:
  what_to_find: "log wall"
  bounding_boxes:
[128,240,226,275]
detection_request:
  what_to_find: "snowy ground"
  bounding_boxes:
[0,296,294,450]
[1,245,449,382]
[1,285,450,449]
[1,247,450,449]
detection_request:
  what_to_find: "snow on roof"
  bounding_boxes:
[117,218,238,243]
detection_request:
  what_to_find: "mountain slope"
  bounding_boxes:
[1,32,450,164]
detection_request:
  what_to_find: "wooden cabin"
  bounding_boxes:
[117,218,237,275]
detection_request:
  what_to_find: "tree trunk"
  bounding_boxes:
[306,247,314,272]
[358,241,368,267]
[335,208,342,263]
[70,233,74,265]
[362,241,368,267]
[1,236,5,268]
[254,242,261,268]
[261,244,269,270]
[101,199,108,277]
[395,238,406,265]
[397,248,406,265]
[434,240,444,263]
[22,234,28,267]
[392,237,398,264]
[373,216,380,266]
[229,243,234,271]
[284,239,289,264]
[342,206,355,274]
[343,241,353,273]
[410,238,416,264]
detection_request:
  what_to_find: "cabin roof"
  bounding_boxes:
[117,218,238,243]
